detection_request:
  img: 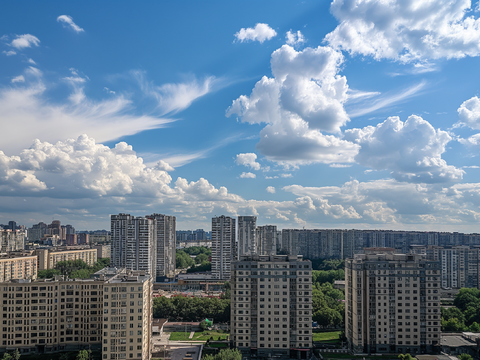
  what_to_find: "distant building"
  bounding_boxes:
[147,213,176,280]
[35,248,97,270]
[212,215,236,280]
[238,216,257,256]
[65,234,77,246]
[345,252,441,354]
[231,254,313,359]
[77,233,89,245]
[0,253,37,281]
[111,214,156,276]
[92,244,111,259]
[0,229,25,252]
[27,222,48,242]
[256,225,277,256]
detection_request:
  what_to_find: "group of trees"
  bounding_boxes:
[1,349,92,360]
[202,349,241,360]
[310,259,345,271]
[442,288,480,331]
[312,270,345,328]
[153,295,230,323]
[176,246,211,271]
[37,258,110,279]
[1,349,19,360]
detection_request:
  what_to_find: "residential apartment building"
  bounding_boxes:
[111,214,156,276]
[92,245,111,259]
[231,255,313,360]
[0,230,25,253]
[35,248,97,271]
[0,268,152,359]
[427,245,480,289]
[238,216,257,257]
[0,254,37,282]
[147,214,176,280]
[345,252,441,355]
[256,225,277,256]
[212,216,236,280]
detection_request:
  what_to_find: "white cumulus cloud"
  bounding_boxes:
[234,23,277,43]
[285,30,305,46]
[345,115,464,183]
[235,153,261,170]
[57,15,85,33]
[326,0,480,62]
[266,186,276,194]
[227,45,358,166]
[457,96,480,129]
[240,172,256,179]
[10,34,40,49]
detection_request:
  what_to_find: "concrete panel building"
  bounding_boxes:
[147,214,176,280]
[256,225,277,256]
[0,254,37,282]
[345,252,441,355]
[238,216,257,257]
[212,216,236,280]
[111,214,156,277]
[0,230,25,253]
[0,268,152,359]
[231,255,313,360]
[35,248,97,271]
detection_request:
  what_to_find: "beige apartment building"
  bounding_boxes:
[0,268,152,360]
[36,248,97,270]
[231,255,313,360]
[345,251,441,355]
[0,254,37,282]
[92,245,111,259]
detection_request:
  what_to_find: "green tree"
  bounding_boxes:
[76,350,90,360]
[468,322,480,332]
[2,353,12,360]
[398,354,414,360]
[459,354,473,360]
[12,350,19,360]
[202,349,241,360]
[195,253,209,264]
[59,353,70,360]
[37,268,62,279]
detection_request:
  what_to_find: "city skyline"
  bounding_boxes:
[2,1,480,232]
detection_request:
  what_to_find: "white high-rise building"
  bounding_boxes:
[345,251,441,354]
[212,215,236,280]
[256,225,277,256]
[147,213,176,280]
[231,254,313,359]
[111,214,157,276]
[238,216,257,257]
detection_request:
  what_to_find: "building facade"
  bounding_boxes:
[231,255,313,360]
[238,216,257,257]
[256,225,277,256]
[35,249,97,271]
[211,216,236,280]
[92,245,111,259]
[0,254,37,282]
[0,230,25,253]
[0,268,152,359]
[147,214,176,280]
[111,214,156,276]
[345,252,441,355]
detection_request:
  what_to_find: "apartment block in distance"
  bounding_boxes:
[111,214,156,276]
[0,253,37,281]
[345,250,441,355]
[0,268,152,360]
[147,214,176,280]
[35,248,97,271]
[231,255,313,360]
[212,216,236,280]
[238,216,257,257]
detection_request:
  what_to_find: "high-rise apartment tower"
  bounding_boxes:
[212,215,236,280]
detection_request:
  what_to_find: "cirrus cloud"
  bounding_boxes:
[57,15,84,33]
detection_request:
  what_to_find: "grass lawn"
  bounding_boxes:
[169,331,229,341]
[313,331,341,342]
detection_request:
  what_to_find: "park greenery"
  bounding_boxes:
[202,349,241,360]
[37,258,110,279]
[442,288,480,332]
[176,246,211,269]
[312,270,345,328]
[153,295,230,323]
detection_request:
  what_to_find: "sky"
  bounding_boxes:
[1,0,480,232]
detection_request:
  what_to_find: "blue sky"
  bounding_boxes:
[2,0,480,232]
